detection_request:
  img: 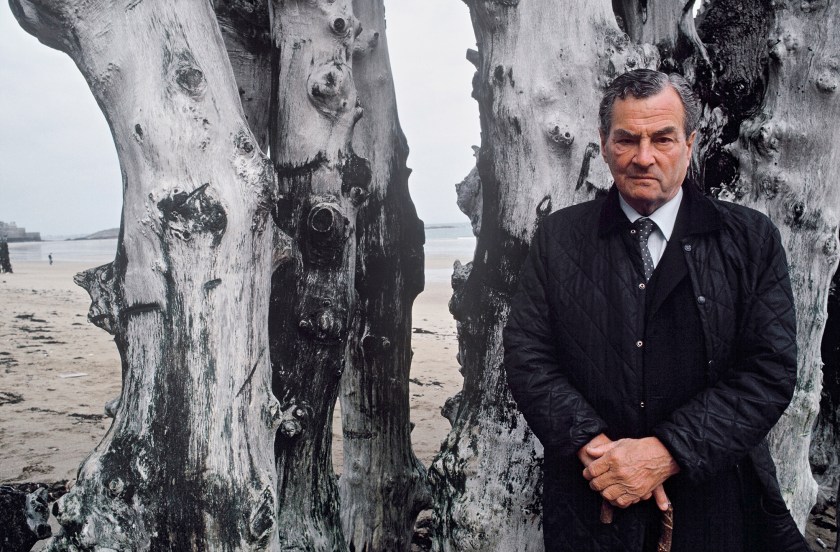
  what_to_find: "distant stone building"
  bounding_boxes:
[0,221,41,242]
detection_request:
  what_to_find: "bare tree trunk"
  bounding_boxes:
[620,0,826,527]
[10,0,281,549]
[612,0,685,67]
[0,238,12,274]
[337,0,429,550]
[213,0,272,150]
[719,0,837,528]
[429,2,656,549]
[267,0,368,548]
[813,267,840,508]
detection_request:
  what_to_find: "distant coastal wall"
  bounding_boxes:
[0,221,41,242]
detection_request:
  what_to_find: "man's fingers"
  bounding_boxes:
[585,439,620,458]
[582,459,609,481]
[653,485,670,512]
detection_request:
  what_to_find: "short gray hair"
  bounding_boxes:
[598,69,701,139]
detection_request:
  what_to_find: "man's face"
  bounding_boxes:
[599,87,696,216]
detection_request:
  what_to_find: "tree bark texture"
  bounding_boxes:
[429,2,657,550]
[814,266,840,508]
[616,0,830,528]
[213,0,272,151]
[267,0,369,549]
[337,0,429,550]
[10,0,281,550]
[612,0,685,68]
[0,238,12,273]
[692,0,840,528]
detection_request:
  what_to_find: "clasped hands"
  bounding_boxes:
[578,433,680,511]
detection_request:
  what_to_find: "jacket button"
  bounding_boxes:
[640,401,645,409]
[683,244,692,252]
[697,295,706,305]
[639,283,646,290]
[636,340,643,348]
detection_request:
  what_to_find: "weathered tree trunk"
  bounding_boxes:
[267,0,368,548]
[10,0,281,549]
[612,0,685,67]
[813,265,840,508]
[0,237,12,274]
[337,0,429,549]
[213,0,272,151]
[429,2,656,549]
[714,0,838,527]
[683,0,840,528]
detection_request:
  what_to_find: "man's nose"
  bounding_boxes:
[633,140,655,167]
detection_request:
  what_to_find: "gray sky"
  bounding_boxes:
[0,1,479,237]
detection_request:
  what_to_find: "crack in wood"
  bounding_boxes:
[236,348,265,397]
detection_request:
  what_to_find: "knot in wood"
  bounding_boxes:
[340,153,372,203]
[171,51,207,99]
[274,401,312,437]
[548,125,574,147]
[298,298,346,343]
[108,478,125,498]
[234,130,255,155]
[280,419,302,438]
[305,203,347,266]
[157,184,228,247]
[816,70,839,94]
[307,61,354,116]
[332,17,346,34]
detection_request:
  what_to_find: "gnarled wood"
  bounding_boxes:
[814,266,840,508]
[429,1,656,549]
[213,0,272,150]
[714,0,839,528]
[337,0,429,549]
[267,0,367,548]
[10,1,281,549]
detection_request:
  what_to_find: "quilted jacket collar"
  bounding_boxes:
[598,178,721,237]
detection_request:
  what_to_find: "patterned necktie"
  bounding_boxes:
[632,217,657,281]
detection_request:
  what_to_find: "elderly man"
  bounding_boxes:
[504,69,808,551]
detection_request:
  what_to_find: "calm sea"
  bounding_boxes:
[7,222,477,284]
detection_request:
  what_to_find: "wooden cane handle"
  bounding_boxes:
[599,500,614,524]
[657,504,674,552]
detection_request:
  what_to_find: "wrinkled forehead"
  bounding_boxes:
[608,89,688,137]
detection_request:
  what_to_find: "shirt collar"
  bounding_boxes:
[618,187,683,241]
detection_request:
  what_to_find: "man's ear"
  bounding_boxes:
[685,130,697,157]
[599,130,608,161]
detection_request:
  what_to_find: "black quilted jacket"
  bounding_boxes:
[504,183,804,550]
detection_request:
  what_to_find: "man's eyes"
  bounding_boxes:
[614,137,676,145]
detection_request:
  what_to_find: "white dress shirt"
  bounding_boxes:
[618,187,683,269]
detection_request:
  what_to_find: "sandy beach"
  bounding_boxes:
[0,251,465,484]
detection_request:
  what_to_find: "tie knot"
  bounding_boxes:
[633,217,656,241]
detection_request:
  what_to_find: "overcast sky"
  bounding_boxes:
[0,1,479,237]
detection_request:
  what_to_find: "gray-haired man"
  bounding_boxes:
[504,69,808,551]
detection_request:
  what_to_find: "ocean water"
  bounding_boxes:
[7,223,477,284]
[7,238,119,265]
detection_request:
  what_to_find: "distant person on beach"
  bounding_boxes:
[504,69,807,551]
[48,253,53,266]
